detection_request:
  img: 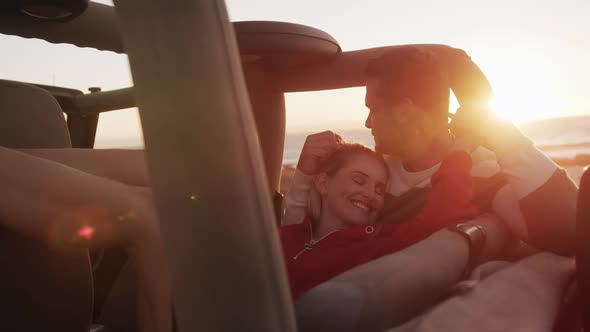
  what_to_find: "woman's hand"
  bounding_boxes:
[296,131,344,175]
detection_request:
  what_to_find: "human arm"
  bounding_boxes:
[451,107,578,255]
[283,170,314,225]
[17,148,150,187]
[387,252,575,332]
[295,214,510,332]
[283,131,343,225]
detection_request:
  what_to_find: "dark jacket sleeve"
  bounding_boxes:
[519,169,578,255]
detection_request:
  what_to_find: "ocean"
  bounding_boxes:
[284,115,590,184]
[285,116,590,164]
[97,115,590,184]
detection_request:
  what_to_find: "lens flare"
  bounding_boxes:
[77,225,95,240]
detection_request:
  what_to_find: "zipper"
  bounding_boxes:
[292,228,337,260]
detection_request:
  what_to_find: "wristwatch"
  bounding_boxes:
[447,223,487,279]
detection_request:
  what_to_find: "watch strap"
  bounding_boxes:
[447,223,487,279]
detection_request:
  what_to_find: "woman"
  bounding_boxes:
[281,143,479,300]
[283,147,573,332]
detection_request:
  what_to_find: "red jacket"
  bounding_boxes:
[280,151,478,300]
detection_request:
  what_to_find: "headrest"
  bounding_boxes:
[0,79,71,148]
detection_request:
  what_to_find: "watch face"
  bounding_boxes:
[460,224,485,239]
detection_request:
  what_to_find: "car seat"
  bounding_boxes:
[0,79,93,331]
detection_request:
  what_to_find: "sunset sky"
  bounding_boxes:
[1,0,589,147]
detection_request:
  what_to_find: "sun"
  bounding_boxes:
[489,91,568,124]
[473,51,572,125]
[448,83,569,125]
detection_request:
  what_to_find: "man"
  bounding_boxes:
[284,46,577,255]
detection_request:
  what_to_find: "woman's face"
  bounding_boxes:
[316,154,388,227]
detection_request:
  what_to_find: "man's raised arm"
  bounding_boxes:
[452,107,578,255]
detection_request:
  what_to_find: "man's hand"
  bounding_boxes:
[296,131,344,175]
[449,104,529,157]
[449,104,497,148]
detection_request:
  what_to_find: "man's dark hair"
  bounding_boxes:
[366,47,450,122]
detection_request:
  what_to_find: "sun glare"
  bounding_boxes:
[475,51,573,125]
[489,92,568,124]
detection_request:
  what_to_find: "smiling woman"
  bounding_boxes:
[280,141,479,300]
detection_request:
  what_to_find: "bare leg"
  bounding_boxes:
[17,148,150,186]
[0,147,170,332]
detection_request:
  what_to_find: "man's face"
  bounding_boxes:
[365,78,440,159]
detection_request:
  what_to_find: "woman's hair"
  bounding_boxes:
[307,143,389,222]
